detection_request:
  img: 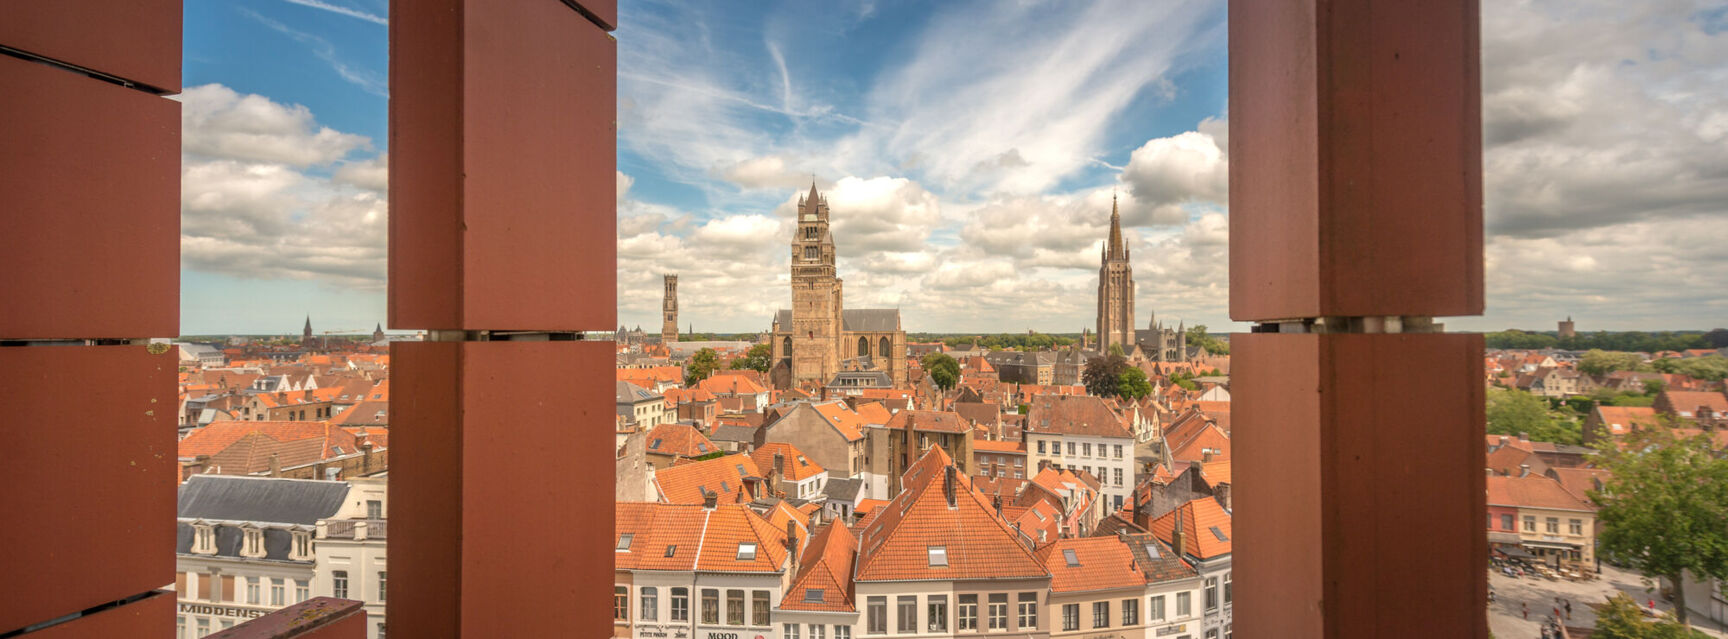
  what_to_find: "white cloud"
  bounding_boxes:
[1119,123,1227,225]
[180,85,387,290]
[181,84,369,167]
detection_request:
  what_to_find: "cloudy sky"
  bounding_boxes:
[179,0,1728,335]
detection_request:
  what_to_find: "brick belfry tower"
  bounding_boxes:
[661,274,679,344]
[1096,194,1135,354]
[790,182,843,386]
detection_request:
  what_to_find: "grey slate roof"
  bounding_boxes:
[710,424,759,443]
[773,309,902,332]
[617,380,661,403]
[823,477,864,503]
[178,475,350,525]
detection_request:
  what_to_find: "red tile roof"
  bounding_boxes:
[653,453,760,505]
[855,447,1048,582]
[1150,498,1232,561]
[753,442,826,482]
[644,423,720,458]
[1025,394,1131,439]
[615,502,789,573]
[1036,536,1145,592]
[1485,475,1594,512]
[779,521,858,612]
[179,421,352,460]
[810,402,868,442]
[884,410,974,434]
[699,374,769,396]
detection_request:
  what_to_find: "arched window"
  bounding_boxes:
[858,336,870,358]
[782,337,792,356]
[880,337,892,360]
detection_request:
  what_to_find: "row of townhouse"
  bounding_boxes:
[616,447,1233,639]
[1023,395,1137,515]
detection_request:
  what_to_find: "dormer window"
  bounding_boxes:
[192,522,217,555]
[290,529,312,561]
[241,525,266,559]
[736,543,757,561]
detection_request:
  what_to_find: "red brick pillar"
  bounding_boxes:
[0,1,181,635]
[388,1,617,637]
[1229,1,1486,636]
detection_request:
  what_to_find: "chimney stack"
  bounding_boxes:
[785,519,800,575]
[703,489,718,510]
[993,494,1003,519]
[268,453,281,477]
[944,465,957,508]
[1518,432,1529,442]
[1172,507,1187,558]
[1519,464,1530,478]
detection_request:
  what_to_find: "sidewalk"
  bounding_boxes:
[1488,564,1728,637]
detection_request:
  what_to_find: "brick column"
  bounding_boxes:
[388,1,617,637]
[1228,1,1486,637]
[0,1,181,635]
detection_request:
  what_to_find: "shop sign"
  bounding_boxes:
[177,603,269,620]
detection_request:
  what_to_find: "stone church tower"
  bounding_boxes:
[788,183,843,385]
[661,274,679,344]
[1096,194,1135,354]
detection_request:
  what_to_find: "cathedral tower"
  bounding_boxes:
[789,183,843,385]
[661,274,679,344]
[1096,194,1135,354]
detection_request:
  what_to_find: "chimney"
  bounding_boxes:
[1172,508,1187,558]
[703,489,718,510]
[1497,435,1509,449]
[993,494,1003,519]
[1518,432,1529,442]
[944,465,957,508]
[785,519,800,575]
[1519,464,1530,478]
[1202,449,1214,463]
[1216,483,1232,510]
[268,453,281,477]
[775,452,786,479]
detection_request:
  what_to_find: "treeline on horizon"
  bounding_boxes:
[1485,328,1728,352]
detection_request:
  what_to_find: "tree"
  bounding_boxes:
[1593,427,1728,630]
[1643,379,1668,396]
[1117,367,1152,400]
[1593,594,1702,638]
[1108,343,1125,357]
[1580,350,1648,376]
[729,343,771,373]
[1651,355,1728,382]
[685,348,720,386]
[1485,388,1581,444]
[921,353,960,391]
[1082,355,1128,398]
[1185,324,1230,355]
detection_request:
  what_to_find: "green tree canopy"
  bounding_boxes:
[921,353,960,391]
[1650,355,1728,382]
[1185,325,1230,355]
[1082,355,1128,398]
[1118,367,1152,400]
[1593,594,1706,638]
[1593,427,1728,630]
[729,343,772,373]
[1580,350,1650,376]
[685,348,720,386]
[1486,388,1581,445]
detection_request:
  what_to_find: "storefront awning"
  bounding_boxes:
[1487,532,1522,545]
[1522,540,1581,550]
[1495,546,1539,560]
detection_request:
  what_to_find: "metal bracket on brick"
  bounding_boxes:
[1252,316,1443,335]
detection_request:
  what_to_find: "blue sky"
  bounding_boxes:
[179,0,1728,335]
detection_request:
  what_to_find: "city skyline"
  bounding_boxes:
[178,0,1728,335]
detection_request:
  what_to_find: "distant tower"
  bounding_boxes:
[1096,193,1135,354]
[1177,320,1188,361]
[789,182,843,386]
[303,316,313,344]
[662,274,679,344]
[1558,316,1576,339]
[373,323,385,343]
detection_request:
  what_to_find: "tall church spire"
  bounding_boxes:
[1106,191,1125,261]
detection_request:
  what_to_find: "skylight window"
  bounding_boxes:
[735,464,746,476]
[664,545,677,557]
[697,443,708,452]
[736,543,757,560]
[1210,526,1229,542]
[651,438,663,449]
[1144,543,1161,559]
[1062,548,1080,567]
[721,480,731,493]
[617,533,634,551]
[804,589,825,603]
[928,546,948,567]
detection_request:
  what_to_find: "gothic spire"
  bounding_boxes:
[1107,191,1125,261]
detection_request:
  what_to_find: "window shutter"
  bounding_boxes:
[176,572,186,595]
[199,573,212,600]
[223,576,236,602]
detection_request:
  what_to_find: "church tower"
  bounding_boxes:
[303,315,313,344]
[789,182,843,386]
[661,274,679,344]
[1096,194,1135,354]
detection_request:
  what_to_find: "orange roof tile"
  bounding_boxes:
[1149,497,1232,561]
[1036,537,1146,592]
[753,442,826,482]
[811,402,868,442]
[1026,395,1131,438]
[780,521,858,612]
[616,502,789,574]
[1486,475,1595,512]
[884,410,973,434]
[855,446,1048,582]
[699,374,769,396]
[645,423,720,458]
[653,453,760,505]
